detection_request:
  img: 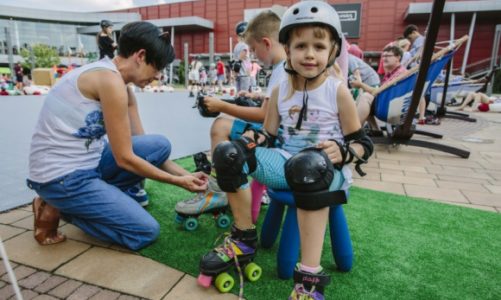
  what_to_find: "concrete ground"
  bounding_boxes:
[0,93,500,299]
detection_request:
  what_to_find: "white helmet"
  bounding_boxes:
[279,1,343,56]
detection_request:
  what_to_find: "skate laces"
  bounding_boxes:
[291,284,320,300]
[213,233,245,300]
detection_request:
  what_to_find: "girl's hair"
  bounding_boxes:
[283,24,338,100]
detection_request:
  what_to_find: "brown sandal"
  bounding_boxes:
[32,197,66,245]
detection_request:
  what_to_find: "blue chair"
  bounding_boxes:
[260,189,353,279]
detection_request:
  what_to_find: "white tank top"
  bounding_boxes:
[278,76,345,154]
[28,58,118,183]
[277,76,352,189]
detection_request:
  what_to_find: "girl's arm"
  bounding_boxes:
[263,86,280,136]
[318,84,365,164]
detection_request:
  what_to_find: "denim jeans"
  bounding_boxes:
[27,134,171,250]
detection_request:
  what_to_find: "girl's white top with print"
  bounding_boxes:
[277,76,352,188]
[28,58,117,183]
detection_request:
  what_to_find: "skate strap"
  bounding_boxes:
[293,268,331,293]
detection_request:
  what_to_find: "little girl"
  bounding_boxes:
[199,2,373,299]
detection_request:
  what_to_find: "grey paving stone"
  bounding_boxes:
[67,284,101,300]
[11,289,39,300]
[33,275,67,293]
[18,271,51,289]
[88,289,121,300]
[2,265,37,282]
[0,260,18,277]
[48,279,82,299]
[117,294,141,300]
[32,295,59,300]
[0,284,15,299]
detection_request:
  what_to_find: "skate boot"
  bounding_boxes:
[174,190,229,231]
[198,225,262,296]
[193,152,212,175]
[289,265,331,300]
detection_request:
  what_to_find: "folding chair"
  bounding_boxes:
[368,15,470,159]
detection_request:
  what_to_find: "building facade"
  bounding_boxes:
[121,0,500,73]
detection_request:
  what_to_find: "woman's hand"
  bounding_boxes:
[317,140,343,164]
[176,172,209,192]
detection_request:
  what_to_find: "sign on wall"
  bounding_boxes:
[332,3,362,39]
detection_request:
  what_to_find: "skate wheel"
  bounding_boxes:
[174,214,184,224]
[216,214,231,228]
[244,262,262,282]
[197,273,212,288]
[184,217,198,231]
[215,272,234,293]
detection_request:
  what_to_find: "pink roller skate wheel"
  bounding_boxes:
[197,274,212,288]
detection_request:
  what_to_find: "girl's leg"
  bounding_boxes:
[297,208,330,268]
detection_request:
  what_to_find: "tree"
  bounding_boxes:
[20,44,60,70]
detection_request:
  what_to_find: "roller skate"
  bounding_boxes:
[174,189,229,231]
[197,225,262,297]
[288,265,331,300]
[174,152,230,231]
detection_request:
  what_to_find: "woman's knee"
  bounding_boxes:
[133,134,171,165]
[127,218,160,251]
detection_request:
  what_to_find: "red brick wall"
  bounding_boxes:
[122,0,497,68]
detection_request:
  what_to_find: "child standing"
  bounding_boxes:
[199,2,373,299]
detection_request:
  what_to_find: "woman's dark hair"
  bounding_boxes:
[118,21,175,70]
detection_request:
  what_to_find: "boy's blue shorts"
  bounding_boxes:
[229,119,263,141]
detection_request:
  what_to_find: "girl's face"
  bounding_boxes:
[106,27,113,35]
[287,27,333,79]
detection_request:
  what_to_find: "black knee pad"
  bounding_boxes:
[213,137,257,192]
[284,148,347,210]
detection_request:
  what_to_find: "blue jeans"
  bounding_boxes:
[27,134,171,250]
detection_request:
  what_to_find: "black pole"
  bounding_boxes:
[395,0,445,138]
[437,60,452,116]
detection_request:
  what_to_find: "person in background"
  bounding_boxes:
[404,24,425,68]
[14,62,24,90]
[215,56,226,92]
[97,20,117,59]
[348,42,364,59]
[397,37,412,68]
[249,60,262,91]
[233,21,252,93]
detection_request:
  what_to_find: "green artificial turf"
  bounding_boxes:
[140,156,501,300]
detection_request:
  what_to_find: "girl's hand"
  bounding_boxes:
[203,96,225,112]
[317,140,343,164]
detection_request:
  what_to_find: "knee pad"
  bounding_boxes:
[213,137,257,192]
[284,148,347,210]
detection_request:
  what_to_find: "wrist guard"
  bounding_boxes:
[330,129,374,176]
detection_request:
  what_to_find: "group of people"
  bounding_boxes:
[188,55,226,95]
[36,1,501,298]
[348,24,439,126]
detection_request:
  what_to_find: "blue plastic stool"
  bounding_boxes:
[260,189,353,279]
